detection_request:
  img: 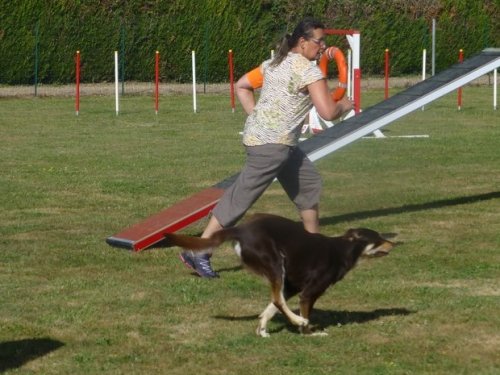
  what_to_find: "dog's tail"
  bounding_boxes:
[164,227,239,252]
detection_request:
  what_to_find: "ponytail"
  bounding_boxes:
[270,17,325,67]
[270,34,292,67]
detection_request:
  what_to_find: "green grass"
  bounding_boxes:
[0,86,499,374]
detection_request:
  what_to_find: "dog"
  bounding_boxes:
[165,213,395,337]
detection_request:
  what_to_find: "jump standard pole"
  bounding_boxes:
[114,51,119,115]
[75,51,80,116]
[192,50,197,113]
[155,51,160,115]
[228,49,235,113]
[458,49,464,110]
[384,49,390,100]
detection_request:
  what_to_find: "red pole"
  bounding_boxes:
[155,51,159,115]
[458,49,463,110]
[384,49,389,100]
[75,51,80,116]
[228,49,235,113]
[354,68,361,114]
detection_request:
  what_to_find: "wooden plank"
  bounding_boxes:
[106,187,224,251]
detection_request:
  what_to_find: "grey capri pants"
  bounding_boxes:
[212,143,322,228]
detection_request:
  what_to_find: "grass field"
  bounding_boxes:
[0,85,499,374]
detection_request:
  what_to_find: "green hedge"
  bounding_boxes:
[0,0,498,85]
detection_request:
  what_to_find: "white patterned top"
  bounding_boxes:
[242,52,324,147]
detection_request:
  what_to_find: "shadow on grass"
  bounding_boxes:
[0,338,64,372]
[320,191,500,226]
[215,307,413,334]
[310,307,413,329]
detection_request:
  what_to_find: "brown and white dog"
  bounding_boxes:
[165,213,395,337]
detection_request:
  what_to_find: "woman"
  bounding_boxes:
[180,17,353,278]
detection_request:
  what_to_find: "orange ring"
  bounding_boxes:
[319,46,348,102]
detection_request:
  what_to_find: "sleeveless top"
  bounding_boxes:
[242,52,324,147]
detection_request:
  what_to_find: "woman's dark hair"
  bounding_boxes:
[270,17,325,67]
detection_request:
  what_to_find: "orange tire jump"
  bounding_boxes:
[319,46,348,102]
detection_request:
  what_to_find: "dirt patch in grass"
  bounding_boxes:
[0,82,230,98]
[0,76,492,98]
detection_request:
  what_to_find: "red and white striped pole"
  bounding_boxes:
[228,49,235,113]
[155,50,159,115]
[457,49,464,110]
[384,49,390,100]
[75,51,80,116]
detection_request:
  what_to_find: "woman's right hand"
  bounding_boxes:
[337,96,354,114]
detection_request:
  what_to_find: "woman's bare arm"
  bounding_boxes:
[308,79,353,120]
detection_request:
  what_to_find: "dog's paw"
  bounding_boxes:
[256,327,270,338]
[295,317,309,327]
[256,322,270,338]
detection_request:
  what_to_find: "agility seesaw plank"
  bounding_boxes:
[300,48,500,161]
[107,48,500,251]
[106,174,238,251]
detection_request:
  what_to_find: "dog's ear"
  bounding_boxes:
[344,228,360,241]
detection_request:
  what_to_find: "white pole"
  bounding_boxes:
[346,32,361,114]
[192,50,197,113]
[347,49,352,99]
[432,19,436,76]
[348,32,382,136]
[114,51,119,115]
[271,49,275,59]
[494,69,498,111]
[422,49,427,81]
[422,49,427,111]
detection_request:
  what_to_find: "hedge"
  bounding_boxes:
[0,0,498,85]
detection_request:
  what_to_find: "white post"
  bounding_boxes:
[114,51,119,115]
[271,49,275,59]
[346,32,360,115]
[347,49,352,99]
[192,50,197,113]
[348,31,382,138]
[432,19,436,76]
[494,69,498,111]
[422,49,427,110]
[422,49,427,81]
